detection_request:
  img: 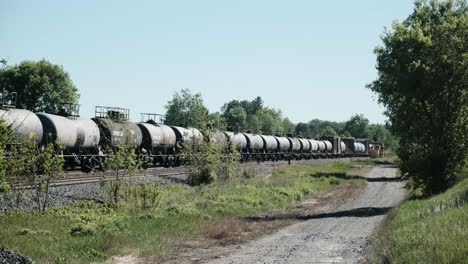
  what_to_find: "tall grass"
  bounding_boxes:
[371,177,468,263]
[0,162,362,263]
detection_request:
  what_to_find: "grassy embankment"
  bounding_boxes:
[0,162,364,263]
[371,176,468,263]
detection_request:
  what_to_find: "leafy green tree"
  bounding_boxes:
[224,105,247,131]
[251,108,284,135]
[0,59,79,113]
[341,131,352,138]
[367,0,467,194]
[319,126,338,137]
[282,118,296,135]
[207,112,227,130]
[343,114,369,138]
[295,122,310,137]
[164,89,209,128]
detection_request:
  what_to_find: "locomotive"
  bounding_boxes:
[0,106,376,172]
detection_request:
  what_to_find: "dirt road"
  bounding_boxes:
[207,165,405,264]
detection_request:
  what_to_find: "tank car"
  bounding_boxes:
[0,109,43,143]
[287,137,302,160]
[225,132,248,150]
[37,113,101,170]
[170,126,203,144]
[93,118,143,149]
[242,133,265,161]
[299,138,312,159]
[138,123,177,166]
[260,135,279,161]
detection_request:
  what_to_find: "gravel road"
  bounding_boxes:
[207,165,405,264]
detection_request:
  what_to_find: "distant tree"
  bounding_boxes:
[224,105,247,132]
[0,59,79,113]
[221,96,265,131]
[295,122,310,137]
[251,108,284,135]
[319,126,338,137]
[343,114,369,138]
[341,131,352,138]
[367,124,398,150]
[367,0,467,194]
[207,112,227,130]
[282,118,296,135]
[164,89,209,128]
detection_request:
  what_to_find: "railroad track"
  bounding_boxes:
[13,169,188,190]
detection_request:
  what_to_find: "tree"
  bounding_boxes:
[0,59,79,113]
[224,105,247,131]
[164,89,209,128]
[207,112,227,130]
[367,0,467,195]
[251,108,284,135]
[282,118,296,135]
[295,122,310,137]
[320,126,338,137]
[343,114,369,138]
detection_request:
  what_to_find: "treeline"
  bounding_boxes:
[163,88,397,150]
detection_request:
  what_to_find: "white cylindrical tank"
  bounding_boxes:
[0,109,43,143]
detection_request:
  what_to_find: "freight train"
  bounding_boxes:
[0,106,380,172]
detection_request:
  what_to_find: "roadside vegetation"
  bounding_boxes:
[368,1,468,263]
[0,161,364,263]
[371,175,468,263]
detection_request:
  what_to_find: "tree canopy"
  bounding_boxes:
[0,59,79,113]
[367,0,467,194]
[164,89,210,128]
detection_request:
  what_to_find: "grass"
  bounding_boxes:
[370,177,468,264]
[0,162,364,263]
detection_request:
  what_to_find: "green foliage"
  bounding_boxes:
[164,89,210,128]
[102,144,140,205]
[0,59,79,113]
[251,108,284,135]
[223,105,247,132]
[343,114,369,138]
[207,112,227,130]
[126,181,163,209]
[371,176,468,264]
[34,143,65,212]
[0,118,13,193]
[183,133,240,185]
[295,122,310,137]
[367,0,468,194]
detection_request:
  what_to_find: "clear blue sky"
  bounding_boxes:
[1,0,414,124]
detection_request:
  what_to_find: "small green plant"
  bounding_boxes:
[34,143,65,212]
[102,144,140,206]
[183,131,241,185]
[126,180,163,209]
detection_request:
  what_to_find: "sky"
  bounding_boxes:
[1,0,415,124]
